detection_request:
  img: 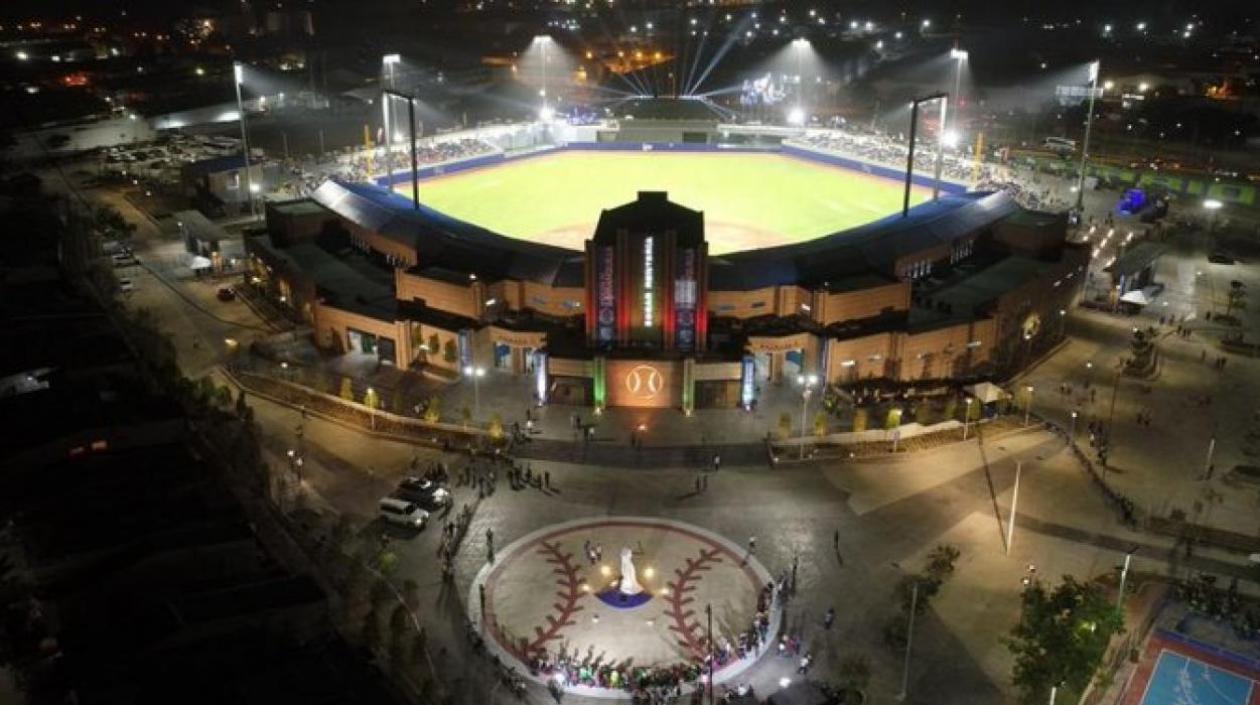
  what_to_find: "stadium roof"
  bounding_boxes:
[310,178,1019,292]
[711,191,1019,290]
[311,179,584,287]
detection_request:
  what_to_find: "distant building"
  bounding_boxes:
[180,155,266,217]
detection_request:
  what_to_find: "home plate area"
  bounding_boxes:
[470,517,782,698]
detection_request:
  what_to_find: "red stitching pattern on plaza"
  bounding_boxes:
[664,546,724,660]
[482,520,762,672]
[519,540,586,659]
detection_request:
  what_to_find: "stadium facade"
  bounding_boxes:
[246,143,1087,411]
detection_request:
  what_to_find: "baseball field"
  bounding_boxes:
[400,150,929,255]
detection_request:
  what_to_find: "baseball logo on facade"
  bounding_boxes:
[625,365,663,400]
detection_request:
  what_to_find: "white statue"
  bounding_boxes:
[618,546,643,595]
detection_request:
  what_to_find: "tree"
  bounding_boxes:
[339,377,354,401]
[837,654,872,700]
[813,410,829,437]
[885,408,903,430]
[852,407,868,433]
[1225,280,1247,317]
[423,396,441,423]
[1005,576,1125,705]
[364,387,381,410]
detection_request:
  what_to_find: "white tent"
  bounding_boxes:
[1120,289,1152,306]
[965,381,1008,404]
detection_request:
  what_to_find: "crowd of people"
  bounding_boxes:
[793,128,1074,213]
[512,561,789,701]
[273,136,499,199]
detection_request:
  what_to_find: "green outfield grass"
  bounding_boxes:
[403,151,929,255]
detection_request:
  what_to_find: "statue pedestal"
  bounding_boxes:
[595,585,653,610]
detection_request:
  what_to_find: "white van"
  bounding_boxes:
[378,497,429,529]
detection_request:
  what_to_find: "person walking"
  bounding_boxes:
[824,607,835,629]
[713,454,721,472]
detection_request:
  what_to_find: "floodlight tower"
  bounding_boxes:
[903,92,947,216]
[1075,60,1101,212]
[948,48,968,131]
[232,61,256,219]
[536,35,553,121]
[790,38,810,126]
[382,54,401,154]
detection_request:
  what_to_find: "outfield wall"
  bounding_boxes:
[374,142,966,197]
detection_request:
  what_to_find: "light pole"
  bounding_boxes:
[465,365,486,423]
[1069,411,1079,443]
[382,54,400,155]
[383,89,420,210]
[1075,60,1100,212]
[1203,436,1216,480]
[1023,385,1035,426]
[1203,198,1223,235]
[962,397,975,440]
[904,92,948,216]
[232,61,256,220]
[536,35,552,121]
[791,38,809,126]
[705,603,714,705]
[796,373,818,459]
[1006,460,1022,555]
[948,48,967,133]
[1058,308,1068,339]
[895,570,919,702]
[1117,547,1137,609]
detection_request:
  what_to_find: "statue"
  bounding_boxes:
[618,546,643,595]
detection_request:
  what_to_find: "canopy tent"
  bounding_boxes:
[965,381,1009,404]
[1120,289,1152,306]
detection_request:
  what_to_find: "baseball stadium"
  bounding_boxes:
[247,104,1088,411]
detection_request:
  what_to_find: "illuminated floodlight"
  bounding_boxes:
[382,53,401,65]
[787,107,806,126]
[950,48,969,61]
[1203,199,1223,211]
[534,34,551,43]
[248,183,261,194]
[539,105,555,122]
[15,50,29,61]
[792,37,810,46]
[941,130,961,148]
[233,62,243,84]
[921,19,931,29]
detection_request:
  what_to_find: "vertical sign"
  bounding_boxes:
[533,350,548,405]
[642,236,655,328]
[740,355,756,409]
[675,249,697,351]
[597,247,616,344]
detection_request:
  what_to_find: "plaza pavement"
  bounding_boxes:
[56,166,1260,705]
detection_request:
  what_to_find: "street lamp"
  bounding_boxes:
[1069,410,1079,442]
[892,562,918,701]
[1204,198,1223,235]
[232,61,257,220]
[962,397,975,440]
[1023,385,1035,426]
[1075,60,1101,212]
[464,365,486,424]
[904,92,948,216]
[1005,459,1023,555]
[796,374,818,459]
[1117,546,1138,609]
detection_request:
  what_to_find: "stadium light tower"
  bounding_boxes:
[1075,60,1101,212]
[904,92,948,216]
[232,61,257,220]
[382,54,401,153]
[948,48,968,131]
[383,89,420,210]
[792,38,810,126]
[536,35,552,121]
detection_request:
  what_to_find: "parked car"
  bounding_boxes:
[217,286,236,301]
[393,477,451,509]
[378,497,429,529]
